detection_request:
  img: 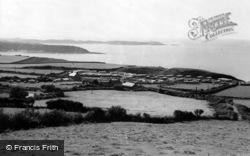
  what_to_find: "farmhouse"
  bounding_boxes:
[122,82,136,88]
[28,79,36,83]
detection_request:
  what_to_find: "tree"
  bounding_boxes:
[194,109,204,118]
[108,106,127,121]
[41,85,55,92]
[9,87,28,99]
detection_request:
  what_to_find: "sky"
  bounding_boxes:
[0,0,249,41]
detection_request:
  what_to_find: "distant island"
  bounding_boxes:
[0,38,165,45]
[0,41,92,54]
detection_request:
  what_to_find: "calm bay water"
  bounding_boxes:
[1,40,250,81]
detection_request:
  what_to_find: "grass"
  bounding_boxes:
[35,90,213,116]
[0,67,63,74]
[234,104,250,121]
[233,99,250,107]
[0,73,38,78]
[167,83,221,91]
[0,81,80,91]
[1,107,51,114]
[216,86,250,98]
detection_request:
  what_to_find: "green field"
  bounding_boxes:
[216,86,250,98]
[233,99,250,107]
[167,83,220,90]
[1,108,51,114]
[0,67,63,74]
[0,55,29,63]
[0,81,81,89]
[0,73,38,78]
[35,90,213,116]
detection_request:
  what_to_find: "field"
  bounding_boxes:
[0,55,29,63]
[234,99,250,107]
[0,108,51,114]
[0,67,63,74]
[216,86,250,98]
[167,83,220,90]
[0,93,9,98]
[0,81,81,89]
[0,73,38,78]
[1,120,249,156]
[35,90,213,116]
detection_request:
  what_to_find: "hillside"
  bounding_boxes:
[0,41,90,54]
[117,67,240,81]
[12,57,70,64]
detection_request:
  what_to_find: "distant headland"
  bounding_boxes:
[0,38,165,45]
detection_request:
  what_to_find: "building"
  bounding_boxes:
[122,82,136,89]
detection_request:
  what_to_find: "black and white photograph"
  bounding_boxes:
[0,0,250,155]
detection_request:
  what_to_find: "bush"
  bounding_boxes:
[85,108,106,122]
[54,91,65,97]
[173,110,196,121]
[0,109,11,132]
[108,106,127,121]
[40,110,72,127]
[41,85,55,92]
[234,104,250,121]
[71,113,85,124]
[214,110,238,120]
[0,108,87,132]
[11,109,40,130]
[9,87,28,99]
[46,99,83,112]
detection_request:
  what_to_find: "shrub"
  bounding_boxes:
[46,99,83,112]
[108,106,127,121]
[40,110,72,127]
[54,91,65,97]
[9,87,28,99]
[70,113,85,124]
[173,110,196,121]
[41,85,55,92]
[11,109,41,130]
[234,104,250,121]
[85,108,106,122]
[0,109,11,132]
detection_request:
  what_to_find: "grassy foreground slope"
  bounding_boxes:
[0,41,90,54]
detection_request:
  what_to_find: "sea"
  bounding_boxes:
[1,39,250,81]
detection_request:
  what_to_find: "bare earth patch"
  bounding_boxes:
[0,120,249,156]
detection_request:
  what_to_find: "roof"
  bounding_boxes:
[122,82,135,87]
[69,73,77,77]
[218,78,232,81]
